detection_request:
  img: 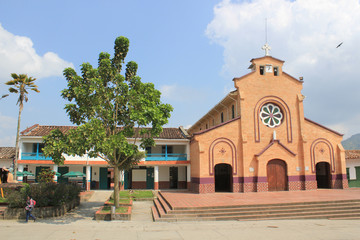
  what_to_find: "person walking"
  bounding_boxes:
[25,196,36,222]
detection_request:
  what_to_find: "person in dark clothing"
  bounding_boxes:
[25,196,36,222]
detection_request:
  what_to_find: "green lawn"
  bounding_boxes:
[0,197,7,203]
[100,206,128,213]
[111,190,154,200]
[131,190,154,199]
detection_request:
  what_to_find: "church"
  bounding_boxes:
[187,44,348,193]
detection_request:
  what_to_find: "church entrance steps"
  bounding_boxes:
[152,190,360,222]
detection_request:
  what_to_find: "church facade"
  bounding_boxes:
[188,52,348,193]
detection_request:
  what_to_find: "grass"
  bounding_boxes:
[131,190,154,199]
[111,190,154,200]
[107,198,131,204]
[0,197,7,203]
[100,206,128,214]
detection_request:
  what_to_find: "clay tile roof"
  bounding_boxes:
[21,125,187,139]
[21,125,77,136]
[345,150,360,159]
[0,147,15,159]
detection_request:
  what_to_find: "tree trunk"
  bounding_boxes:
[14,104,22,180]
[113,166,120,208]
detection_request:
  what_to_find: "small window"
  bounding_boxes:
[274,67,279,76]
[260,66,265,75]
[206,124,208,129]
[145,147,151,154]
[221,112,224,123]
[346,168,350,180]
[33,143,45,153]
[356,167,360,180]
[232,105,235,119]
[162,146,173,154]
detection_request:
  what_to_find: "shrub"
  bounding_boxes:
[37,168,55,183]
[7,183,81,208]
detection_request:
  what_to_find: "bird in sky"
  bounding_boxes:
[336,42,343,48]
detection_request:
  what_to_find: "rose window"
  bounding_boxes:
[260,103,283,128]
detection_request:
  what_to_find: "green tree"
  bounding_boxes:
[37,168,55,183]
[43,36,173,207]
[6,74,39,180]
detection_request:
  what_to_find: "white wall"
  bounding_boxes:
[346,158,360,180]
[132,169,146,181]
[178,166,186,181]
[159,166,169,181]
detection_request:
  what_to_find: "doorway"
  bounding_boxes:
[124,170,132,189]
[316,162,331,189]
[58,166,69,184]
[146,168,154,189]
[267,159,288,191]
[215,164,232,192]
[99,167,109,189]
[169,167,178,189]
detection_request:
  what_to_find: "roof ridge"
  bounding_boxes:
[20,124,39,135]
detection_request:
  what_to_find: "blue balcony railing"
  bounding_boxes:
[145,153,187,161]
[21,152,52,160]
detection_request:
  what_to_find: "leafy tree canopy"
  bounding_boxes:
[44,36,172,167]
[43,36,173,207]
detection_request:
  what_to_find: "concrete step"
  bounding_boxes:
[153,198,166,217]
[155,210,360,222]
[163,202,360,215]
[157,193,172,213]
[153,196,360,222]
[151,205,160,221]
[160,205,360,219]
[169,199,360,211]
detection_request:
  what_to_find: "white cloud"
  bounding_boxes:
[328,114,360,140]
[206,0,360,136]
[0,24,73,83]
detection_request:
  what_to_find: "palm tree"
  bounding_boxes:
[6,74,39,180]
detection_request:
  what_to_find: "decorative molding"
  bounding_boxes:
[254,96,293,143]
[255,139,296,157]
[209,138,237,176]
[310,138,335,173]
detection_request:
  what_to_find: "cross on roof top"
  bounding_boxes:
[262,43,271,56]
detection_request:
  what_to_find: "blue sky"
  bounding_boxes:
[1,0,360,146]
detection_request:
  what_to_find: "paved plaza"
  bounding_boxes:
[1,190,360,240]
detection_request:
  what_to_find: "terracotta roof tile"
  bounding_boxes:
[0,147,15,159]
[21,125,187,139]
[345,150,360,159]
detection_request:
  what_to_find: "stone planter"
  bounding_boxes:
[95,206,132,221]
[3,198,80,220]
[104,198,133,206]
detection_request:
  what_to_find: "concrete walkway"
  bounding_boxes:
[131,201,154,222]
[45,190,113,224]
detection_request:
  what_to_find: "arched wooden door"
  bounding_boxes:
[267,159,288,191]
